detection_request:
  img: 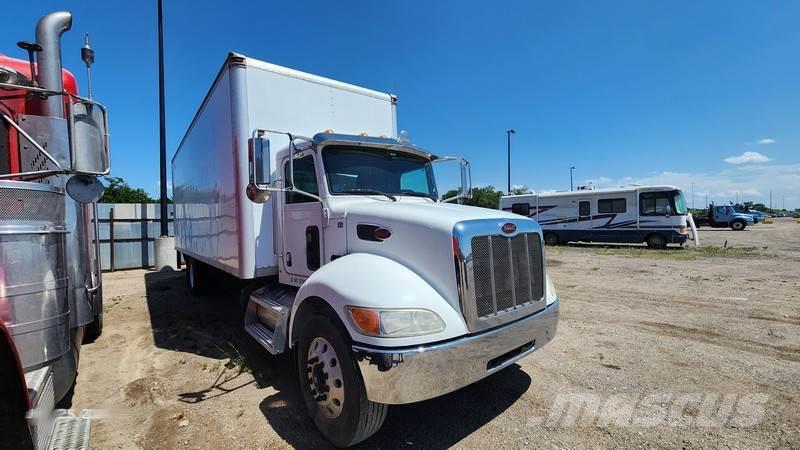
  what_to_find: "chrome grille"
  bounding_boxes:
[468,232,544,320]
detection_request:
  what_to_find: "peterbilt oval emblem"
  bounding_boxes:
[501,222,517,234]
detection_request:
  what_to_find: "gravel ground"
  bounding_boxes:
[71,218,800,449]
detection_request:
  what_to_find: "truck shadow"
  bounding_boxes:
[144,270,532,448]
[260,363,532,449]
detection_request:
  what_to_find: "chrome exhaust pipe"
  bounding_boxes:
[35,11,72,118]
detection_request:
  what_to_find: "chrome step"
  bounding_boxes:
[244,285,295,355]
[48,411,91,450]
[25,366,56,450]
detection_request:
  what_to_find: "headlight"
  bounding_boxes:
[346,307,445,338]
[546,274,558,305]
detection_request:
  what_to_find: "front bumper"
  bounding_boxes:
[352,299,560,404]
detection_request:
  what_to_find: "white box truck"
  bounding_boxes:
[172,53,560,446]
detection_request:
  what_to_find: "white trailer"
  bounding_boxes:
[172,53,560,446]
[500,185,690,248]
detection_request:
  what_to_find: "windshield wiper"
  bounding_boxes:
[398,190,435,199]
[342,188,397,201]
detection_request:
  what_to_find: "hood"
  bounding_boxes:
[340,199,533,313]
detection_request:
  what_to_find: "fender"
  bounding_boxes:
[290,253,468,348]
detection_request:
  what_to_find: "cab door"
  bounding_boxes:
[280,153,323,285]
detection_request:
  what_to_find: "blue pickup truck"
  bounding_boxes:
[694,204,755,230]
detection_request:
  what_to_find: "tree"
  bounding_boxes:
[442,185,503,209]
[510,184,532,195]
[99,176,156,203]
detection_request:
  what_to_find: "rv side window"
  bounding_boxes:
[511,203,530,216]
[640,192,672,216]
[578,201,590,216]
[284,155,319,204]
[598,198,626,213]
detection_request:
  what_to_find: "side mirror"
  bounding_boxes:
[435,156,472,203]
[246,134,271,203]
[251,135,271,185]
[71,100,110,175]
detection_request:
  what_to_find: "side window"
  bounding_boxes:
[284,155,319,204]
[578,201,590,216]
[511,203,530,216]
[598,198,626,213]
[399,167,429,194]
[640,192,672,216]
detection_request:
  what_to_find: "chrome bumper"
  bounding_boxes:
[352,299,559,405]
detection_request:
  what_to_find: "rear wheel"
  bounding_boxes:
[185,257,209,295]
[730,220,746,231]
[645,233,667,249]
[543,232,560,246]
[296,312,387,447]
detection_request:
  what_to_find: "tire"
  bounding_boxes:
[645,233,667,249]
[186,257,209,295]
[84,313,103,342]
[543,233,560,246]
[296,312,387,447]
[730,220,746,231]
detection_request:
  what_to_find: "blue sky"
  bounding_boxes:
[3,1,798,209]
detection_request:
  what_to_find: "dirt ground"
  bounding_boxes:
[71,218,800,449]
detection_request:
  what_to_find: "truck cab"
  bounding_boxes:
[712,205,754,230]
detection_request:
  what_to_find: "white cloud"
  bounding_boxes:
[724,151,771,164]
[757,138,776,145]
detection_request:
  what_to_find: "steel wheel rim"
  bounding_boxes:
[307,336,345,419]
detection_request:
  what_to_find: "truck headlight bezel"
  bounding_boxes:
[345,306,446,338]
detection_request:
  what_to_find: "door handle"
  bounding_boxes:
[286,251,292,267]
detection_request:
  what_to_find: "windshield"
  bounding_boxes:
[322,146,438,199]
[672,190,688,214]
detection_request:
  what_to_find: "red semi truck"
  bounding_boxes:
[1,11,109,449]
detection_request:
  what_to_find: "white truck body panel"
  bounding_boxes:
[172,54,398,278]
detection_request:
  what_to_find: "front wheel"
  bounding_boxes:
[185,257,209,295]
[730,220,746,231]
[296,313,387,447]
[544,232,560,246]
[645,233,667,249]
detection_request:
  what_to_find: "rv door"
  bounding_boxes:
[577,200,592,241]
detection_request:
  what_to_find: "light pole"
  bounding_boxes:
[691,182,695,210]
[157,0,168,237]
[506,129,515,194]
[569,166,575,191]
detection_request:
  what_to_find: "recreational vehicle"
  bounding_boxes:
[500,185,689,248]
[172,54,560,446]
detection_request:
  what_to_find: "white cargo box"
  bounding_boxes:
[172,53,398,279]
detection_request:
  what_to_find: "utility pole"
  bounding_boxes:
[506,129,515,194]
[570,166,575,191]
[157,0,168,236]
[769,190,773,211]
[154,0,175,270]
[691,182,694,209]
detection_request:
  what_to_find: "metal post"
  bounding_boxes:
[506,129,515,194]
[570,166,575,191]
[157,0,168,237]
[109,207,115,272]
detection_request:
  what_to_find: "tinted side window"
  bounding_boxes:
[578,201,590,216]
[284,156,319,204]
[598,198,626,213]
[640,192,672,216]
[511,203,530,216]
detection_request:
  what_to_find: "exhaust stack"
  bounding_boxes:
[35,11,72,118]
